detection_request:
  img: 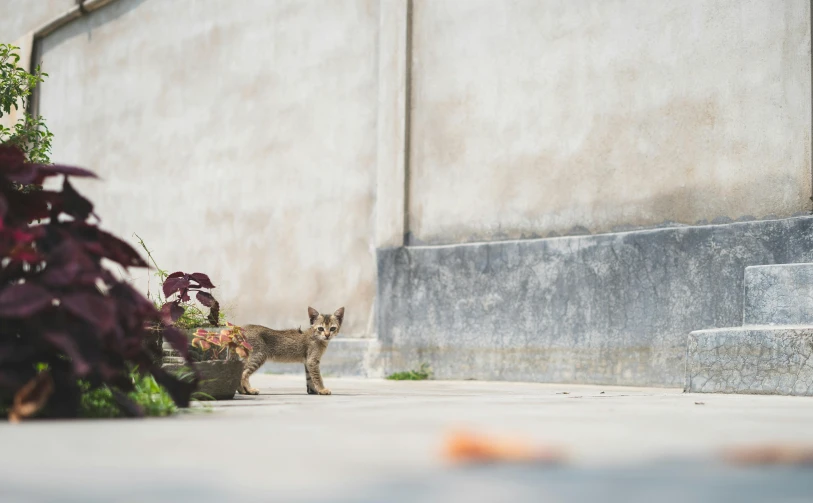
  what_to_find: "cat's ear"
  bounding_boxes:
[334,307,345,324]
[308,307,319,325]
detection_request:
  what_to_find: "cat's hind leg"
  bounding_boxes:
[239,351,266,395]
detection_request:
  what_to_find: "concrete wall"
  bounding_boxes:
[0,0,75,42]
[408,0,812,245]
[37,0,381,335]
[15,0,813,385]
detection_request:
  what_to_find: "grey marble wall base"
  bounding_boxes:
[686,327,813,396]
[377,216,813,387]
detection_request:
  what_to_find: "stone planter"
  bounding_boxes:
[161,326,242,400]
[144,323,165,367]
[162,360,243,400]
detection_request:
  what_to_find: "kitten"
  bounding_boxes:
[238,307,344,396]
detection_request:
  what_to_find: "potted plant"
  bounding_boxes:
[161,323,251,400]
[150,269,221,361]
[133,238,221,363]
[155,270,249,399]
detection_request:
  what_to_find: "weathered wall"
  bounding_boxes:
[408,0,812,245]
[0,0,75,42]
[18,0,813,386]
[37,0,381,335]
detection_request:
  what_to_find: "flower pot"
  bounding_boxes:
[161,326,242,400]
[162,360,243,400]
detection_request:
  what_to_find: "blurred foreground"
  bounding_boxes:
[1,375,812,502]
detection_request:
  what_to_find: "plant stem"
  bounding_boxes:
[133,233,167,302]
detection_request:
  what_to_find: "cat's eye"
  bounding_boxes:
[330,327,336,332]
[317,327,324,332]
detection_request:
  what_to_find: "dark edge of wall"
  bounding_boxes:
[27,39,41,120]
[375,216,813,387]
[402,0,414,247]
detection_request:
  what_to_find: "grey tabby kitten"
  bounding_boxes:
[238,307,344,396]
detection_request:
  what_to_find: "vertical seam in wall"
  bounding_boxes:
[810,0,812,208]
[402,0,414,247]
[27,40,40,119]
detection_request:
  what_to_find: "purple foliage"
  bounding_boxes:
[161,271,220,327]
[0,145,197,419]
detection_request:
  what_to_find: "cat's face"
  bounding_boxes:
[308,307,344,341]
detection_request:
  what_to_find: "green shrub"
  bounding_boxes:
[80,370,177,418]
[386,363,432,381]
[0,43,52,164]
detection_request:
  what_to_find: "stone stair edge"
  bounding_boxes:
[744,262,813,272]
[690,325,813,336]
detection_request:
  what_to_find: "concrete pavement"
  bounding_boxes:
[2,375,813,502]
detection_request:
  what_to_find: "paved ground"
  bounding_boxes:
[2,375,813,502]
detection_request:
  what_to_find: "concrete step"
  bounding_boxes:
[685,326,813,396]
[743,263,813,326]
[260,338,377,377]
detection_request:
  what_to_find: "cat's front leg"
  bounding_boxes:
[306,358,331,395]
[305,364,318,394]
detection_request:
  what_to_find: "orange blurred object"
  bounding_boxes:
[443,430,565,465]
[722,445,813,466]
